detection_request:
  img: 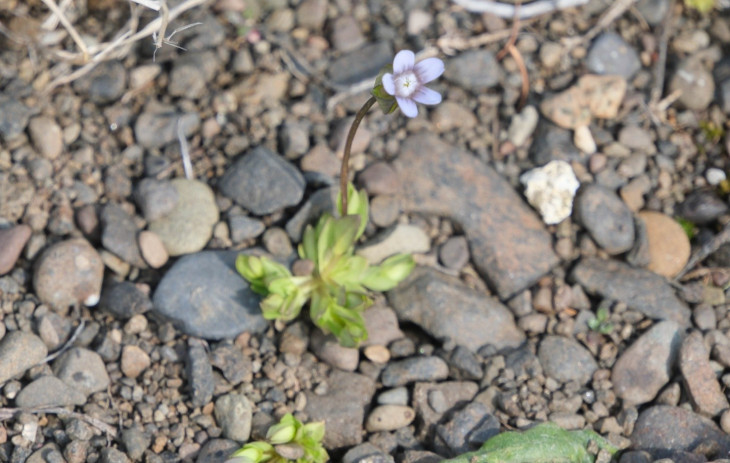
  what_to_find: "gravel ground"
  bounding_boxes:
[2,0,730,462]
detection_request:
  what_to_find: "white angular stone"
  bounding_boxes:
[357,224,430,264]
[520,160,580,225]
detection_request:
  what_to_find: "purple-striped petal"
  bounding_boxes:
[393,50,415,74]
[412,86,442,105]
[382,73,395,96]
[414,57,445,84]
[396,97,418,118]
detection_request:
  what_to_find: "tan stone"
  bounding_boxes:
[638,211,690,278]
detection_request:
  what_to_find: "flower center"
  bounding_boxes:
[394,71,419,98]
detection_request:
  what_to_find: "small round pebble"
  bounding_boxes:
[363,345,390,364]
[262,227,293,257]
[121,345,151,379]
[365,405,415,432]
[138,230,169,268]
[721,409,730,434]
[707,168,727,186]
[439,236,470,270]
[34,238,104,308]
[377,387,409,406]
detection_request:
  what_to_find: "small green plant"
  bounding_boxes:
[684,0,715,12]
[442,422,617,463]
[676,217,698,240]
[587,307,614,335]
[236,185,415,347]
[227,414,327,463]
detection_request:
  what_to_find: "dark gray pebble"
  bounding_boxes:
[574,184,635,255]
[187,338,215,408]
[100,281,152,319]
[381,356,449,387]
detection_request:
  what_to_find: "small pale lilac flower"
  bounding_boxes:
[382,50,444,118]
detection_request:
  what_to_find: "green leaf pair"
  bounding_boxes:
[236,184,415,347]
[227,414,327,463]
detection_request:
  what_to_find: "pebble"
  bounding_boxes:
[394,134,558,299]
[361,305,404,347]
[215,393,253,442]
[129,64,161,89]
[310,330,359,371]
[0,96,32,139]
[187,338,215,407]
[612,321,682,406]
[369,195,401,228]
[196,439,239,463]
[364,345,390,364]
[304,370,376,448]
[618,125,655,153]
[631,405,730,459]
[33,238,104,308]
[587,32,641,79]
[637,211,690,278]
[448,346,483,380]
[219,146,305,215]
[262,227,293,257]
[100,204,145,268]
[413,382,479,434]
[407,9,432,35]
[53,347,110,397]
[377,387,409,406]
[0,224,31,275]
[365,405,415,432]
[0,331,48,384]
[148,179,219,256]
[99,281,152,319]
[530,121,584,165]
[431,102,478,132]
[210,344,252,385]
[134,178,178,222]
[137,231,169,268]
[444,50,502,90]
[285,187,338,242]
[279,322,310,356]
[507,105,539,147]
[121,427,149,461]
[358,162,401,196]
[669,58,715,111]
[679,331,729,416]
[279,120,310,159]
[541,75,626,129]
[331,15,365,53]
[152,251,267,339]
[636,0,670,25]
[677,190,728,225]
[538,335,597,385]
[539,41,563,68]
[134,112,200,149]
[389,267,525,352]
[120,345,150,379]
[228,215,265,243]
[328,42,393,86]
[438,236,470,271]
[357,224,430,264]
[520,160,580,225]
[706,168,726,186]
[574,184,635,254]
[435,403,499,456]
[331,117,373,158]
[168,51,219,99]
[573,125,597,154]
[100,448,129,463]
[16,375,86,408]
[300,144,340,180]
[28,116,63,160]
[572,258,691,325]
[380,356,449,387]
[72,60,127,103]
[296,0,327,29]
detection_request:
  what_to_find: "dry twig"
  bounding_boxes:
[452,0,590,18]
[496,2,529,110]
[42,320,85,364]
[0,407,118,438]
[40,0,89,61]
[562,0,639,50]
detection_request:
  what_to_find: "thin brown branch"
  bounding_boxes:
[0,407,118,438]
[508,45,529,110]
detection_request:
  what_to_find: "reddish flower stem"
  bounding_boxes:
[339,96,377,215]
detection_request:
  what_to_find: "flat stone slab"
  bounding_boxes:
[392,134,558,299]
[153,251,268,340]
[571,257,691,325]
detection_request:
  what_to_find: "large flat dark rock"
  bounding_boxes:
[392,134,559,299]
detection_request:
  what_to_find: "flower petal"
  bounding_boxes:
[393,50,415,74]
[412,86,442,105]
[382,73,395,96]
[414,57,445,84]
[396,97,418,118]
